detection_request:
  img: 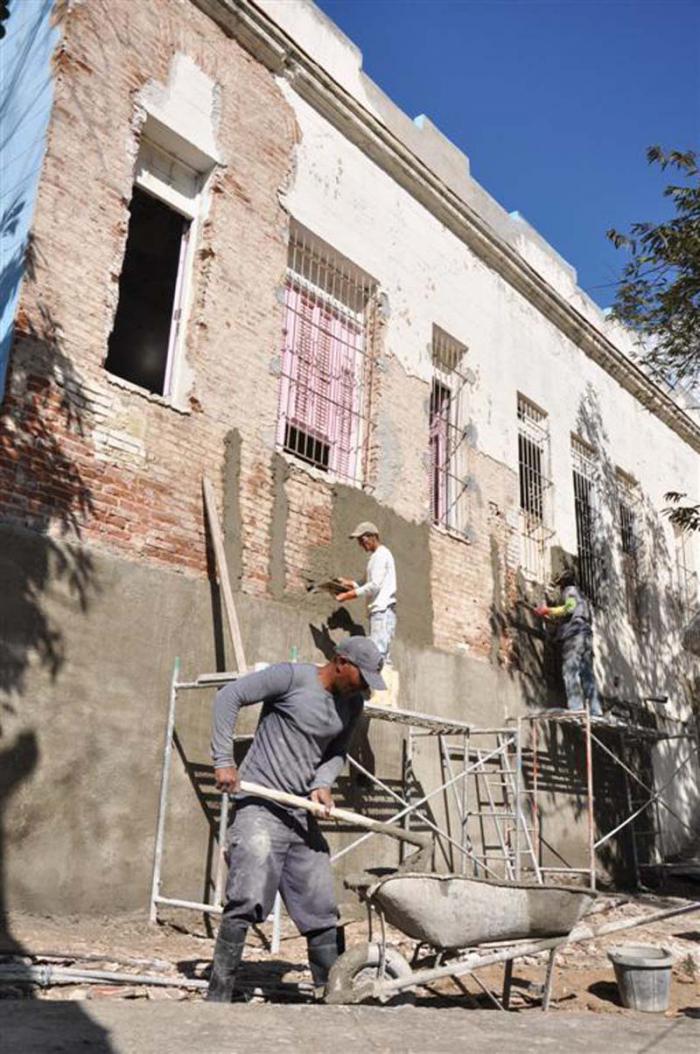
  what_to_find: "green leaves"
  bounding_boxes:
[607,147,700,388]
[663,492,700,533]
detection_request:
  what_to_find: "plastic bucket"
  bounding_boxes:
[608,944,673,1012]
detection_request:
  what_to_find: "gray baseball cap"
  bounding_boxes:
[335,636,387,691]
[349,520,379,538]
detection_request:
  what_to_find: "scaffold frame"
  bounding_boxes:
[148,664,535,925]
[516,708,699,891]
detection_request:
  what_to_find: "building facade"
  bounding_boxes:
[1,0,698,914]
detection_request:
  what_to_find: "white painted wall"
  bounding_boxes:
[278,86,700,715]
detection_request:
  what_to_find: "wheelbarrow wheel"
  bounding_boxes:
[325,942,414,1005]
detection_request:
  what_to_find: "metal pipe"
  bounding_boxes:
[341,755,502,879]
[270,893,283,955]
[0,965,208,991]
[149,659,180,924]
[591,732,698,838]
[378,900,700,996]
[329,742,510,870]
[213,791,230,908]
[513,722,524,882]
[585,708,596,891]
[155,895,221,914]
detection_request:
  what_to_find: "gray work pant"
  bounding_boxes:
[369,606,396,663]
[223,799,338,934]
[561,632,602,715]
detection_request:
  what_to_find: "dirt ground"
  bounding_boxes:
[1,888,699,1019]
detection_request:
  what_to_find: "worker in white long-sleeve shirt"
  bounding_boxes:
[336,521,397,662]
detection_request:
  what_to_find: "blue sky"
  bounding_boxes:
[315,0,700,308]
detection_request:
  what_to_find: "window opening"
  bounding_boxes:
[674,523,698,608]
[429,326,470,536]
[617,471,641,624]
[571,436,598,603]
[106,187,190,396]
[517,395,551,581]
[276,228,376,486]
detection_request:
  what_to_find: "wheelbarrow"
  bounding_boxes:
[235,783,699,1010]
[325,868,597,1009]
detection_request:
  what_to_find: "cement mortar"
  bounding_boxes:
[0,522,695,917]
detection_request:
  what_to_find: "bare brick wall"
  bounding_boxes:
[0,0,524,660]
[430,450,519,657]
[1,0,296,585]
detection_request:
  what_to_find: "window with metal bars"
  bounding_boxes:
[517,395,551,581]
[276,227,376,486]
[571,436,598,603]
[429,327,470,535]
[617,471,641,624]
[674,524,698,608]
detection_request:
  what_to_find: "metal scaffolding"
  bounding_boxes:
[149,664,537,926]
[516,708,699,890]
[149,663,697,930]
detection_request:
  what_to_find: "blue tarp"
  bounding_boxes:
[0,0,60,398]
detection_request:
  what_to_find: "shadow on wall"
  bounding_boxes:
[0,5,112,1040]
[0,308,101,1028]
[498,383,698,884]
[0,0,59,397]
[0,300,98,696]
[309,606,366,661]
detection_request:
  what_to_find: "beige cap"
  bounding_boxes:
[349,520,379,538]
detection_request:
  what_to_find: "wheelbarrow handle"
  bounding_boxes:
[238,780,432,852]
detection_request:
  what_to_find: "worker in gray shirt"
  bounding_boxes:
[207,636,386,1002]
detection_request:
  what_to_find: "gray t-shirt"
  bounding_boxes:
[558,584,593,641]
[211,663,363,797]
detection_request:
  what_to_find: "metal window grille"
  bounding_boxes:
[517,395,551,581]
[617,472,641,623]
[571,436,598,603]
[276,227,377,486]
[674,524,699,608]
[429,327,470,535]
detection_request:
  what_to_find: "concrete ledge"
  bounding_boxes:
[2,1001,698,1054]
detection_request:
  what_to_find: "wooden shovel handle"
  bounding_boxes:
[238,780,431,851]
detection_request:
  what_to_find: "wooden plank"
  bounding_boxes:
[202,476,247,674]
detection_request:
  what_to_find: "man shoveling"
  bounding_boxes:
[207,636,386,1002]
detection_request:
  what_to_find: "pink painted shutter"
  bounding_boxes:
[293,289,316,430]
[277,282,317,450]
[328,310,361,480]
[276,282,297,449]
[277,278,361,480]
[310,299,333,442]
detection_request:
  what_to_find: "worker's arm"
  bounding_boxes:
[535,597,576,620]
[309,700,363,813]
[338,551,386,604]
[211,664,294,792]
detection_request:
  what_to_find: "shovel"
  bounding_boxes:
[237,779,433,871]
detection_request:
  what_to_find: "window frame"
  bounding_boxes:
[276,227,376,488]
[570,435,599,604]
[428,326,471,538]
[105,139,203,404]
[516,394,552,582]
[616,469,642,625]
[674,523,699,608]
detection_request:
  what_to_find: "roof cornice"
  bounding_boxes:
[193,0,700,453]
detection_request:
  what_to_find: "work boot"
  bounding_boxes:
[306,926,340,999]
[206,917,248,1003]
